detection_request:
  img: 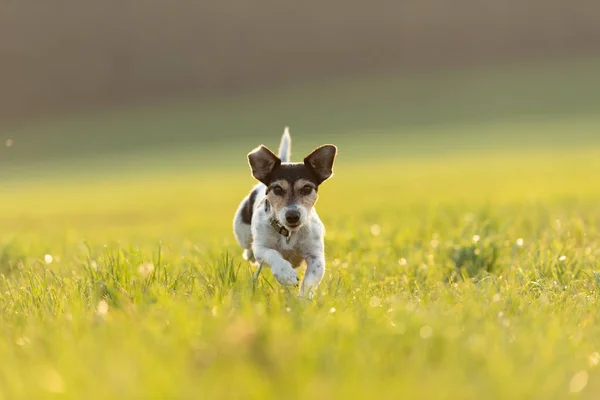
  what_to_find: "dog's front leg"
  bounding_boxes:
[253,246,299,286]
[299,254,325,299]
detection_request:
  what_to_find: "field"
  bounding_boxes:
[2,59,600,399]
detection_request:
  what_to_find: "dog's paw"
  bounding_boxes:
[243,249,257,264]
[298,285,316,299]
[271,261,299,287]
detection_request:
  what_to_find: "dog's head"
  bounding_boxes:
[248,144,337,230]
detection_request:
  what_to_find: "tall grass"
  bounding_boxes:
[1,136,600,398]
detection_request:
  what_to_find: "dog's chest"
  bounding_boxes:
[274,237,305,268]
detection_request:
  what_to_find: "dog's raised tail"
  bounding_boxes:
[278,127,292,162]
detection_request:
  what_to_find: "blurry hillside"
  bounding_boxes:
[2,0,599,122]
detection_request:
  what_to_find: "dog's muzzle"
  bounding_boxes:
[285,209,301,226]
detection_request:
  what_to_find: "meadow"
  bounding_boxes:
[1,58,600,399]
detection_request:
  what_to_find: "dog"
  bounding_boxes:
[233,127,337,298]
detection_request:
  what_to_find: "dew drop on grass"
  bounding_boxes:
[589,352,600,367]
[473,235,480,243]
[420,325,433,339]
[398,258,407,266]
[138,263,154,278]
[329,307,336,314]
[44,254,53,264]
[39,368,65,394]
[559,255,567,262]
[370,224,381,236]
[569,370,588,394]
[15,337,30,346]
[516,238,524,247]
[96,300,109,317]
[369,296,381,307]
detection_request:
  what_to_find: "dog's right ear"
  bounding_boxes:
[248,145,281,185]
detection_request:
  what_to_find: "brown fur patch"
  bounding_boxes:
[294,179,318,209]
[266,180,291,213]
[267,179,318,215]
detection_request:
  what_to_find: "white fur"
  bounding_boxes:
[233,129,329,298]
[278,127,291,163]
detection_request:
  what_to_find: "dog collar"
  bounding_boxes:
[264,199,292,244]
[270,218,291,244]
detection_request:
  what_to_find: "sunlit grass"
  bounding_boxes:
[2,56,600,398]
[1,125,600,398]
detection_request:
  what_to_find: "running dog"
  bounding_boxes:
[233,128,337,298]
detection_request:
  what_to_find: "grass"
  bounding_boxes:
[2,58,600,399]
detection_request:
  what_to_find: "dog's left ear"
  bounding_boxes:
[304,145,337,184]
[248,145,281,185]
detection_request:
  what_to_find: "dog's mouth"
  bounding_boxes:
[285,222,302,230]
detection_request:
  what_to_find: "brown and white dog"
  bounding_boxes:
[233,128,337,298]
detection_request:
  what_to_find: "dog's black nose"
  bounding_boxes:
[285,209,301,225]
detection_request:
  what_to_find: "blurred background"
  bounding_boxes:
[1,0,599,179]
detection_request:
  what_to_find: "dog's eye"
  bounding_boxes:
[272,186,285,196]
[300,185,313,195]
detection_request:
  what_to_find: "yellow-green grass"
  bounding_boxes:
[2,56,600,398]
[2,116,600,399]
